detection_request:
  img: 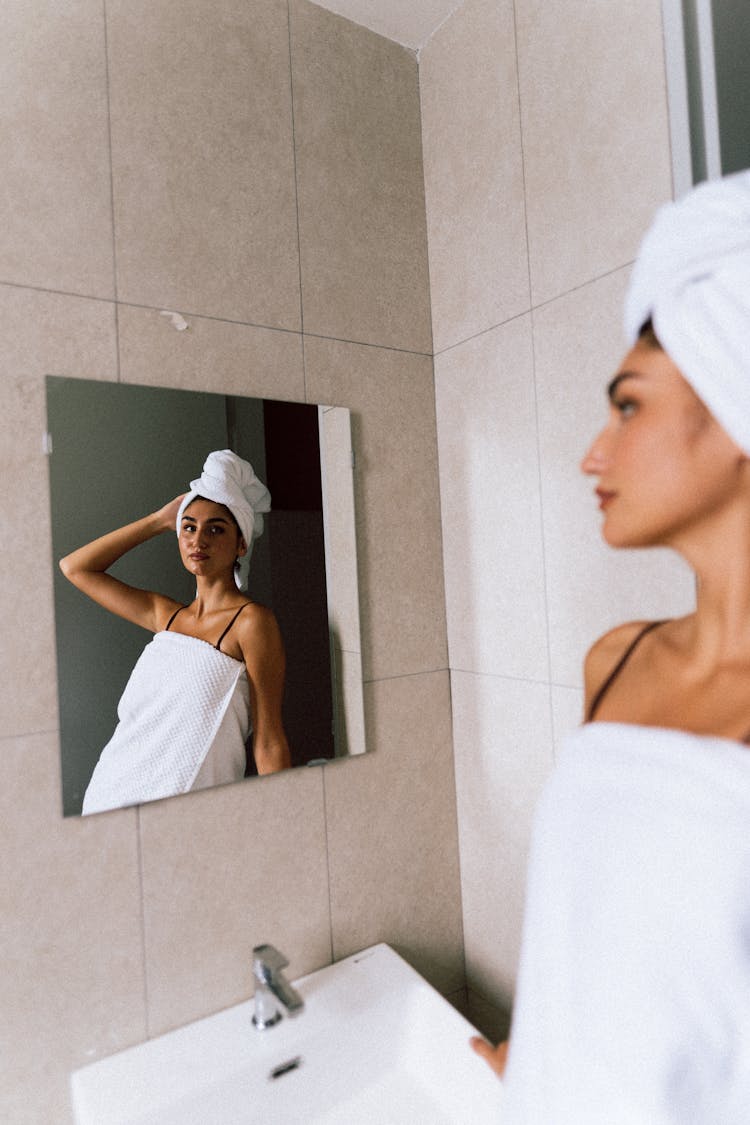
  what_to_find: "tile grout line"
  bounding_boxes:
[320,766,336,966]
[135,806,153,1040]
[513,0,558,756]
[430,259,637,361]
[101,0,121,383]
[286,0,308,400]
[511,0,534,325]
[0,276,435,360]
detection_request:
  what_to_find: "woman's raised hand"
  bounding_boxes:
[59,495,189,630]
[155,493,188,533]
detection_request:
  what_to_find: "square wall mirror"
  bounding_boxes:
[46,376,365,817]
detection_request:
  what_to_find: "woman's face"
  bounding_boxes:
[581,339,746,550]
[178,498,246,579]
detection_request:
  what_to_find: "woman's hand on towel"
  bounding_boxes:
[470,1036,509,1079]
[155,493,188,533]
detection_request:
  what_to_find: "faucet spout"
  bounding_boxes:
[252,944,305,1030]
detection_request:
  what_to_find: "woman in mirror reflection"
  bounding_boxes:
[60,449,290,815]
[472,171,750,1121]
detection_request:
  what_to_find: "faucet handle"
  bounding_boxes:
[252,943,289,980]
[252,944,304,1030]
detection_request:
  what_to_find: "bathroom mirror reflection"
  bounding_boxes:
[47,376,365,817]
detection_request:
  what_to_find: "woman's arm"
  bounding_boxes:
[237,605,291,774]
[58,495,185,633]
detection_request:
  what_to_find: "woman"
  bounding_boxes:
[472,171,750,1120]
[60,449,290,815]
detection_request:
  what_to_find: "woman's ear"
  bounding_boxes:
[236,537,248,559]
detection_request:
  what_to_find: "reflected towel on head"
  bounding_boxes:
[625,169,750,453]
[176,450,271,586]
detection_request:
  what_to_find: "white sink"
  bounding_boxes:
[71,943,504,1123]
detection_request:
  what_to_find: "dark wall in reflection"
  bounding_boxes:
[245,398,333,774]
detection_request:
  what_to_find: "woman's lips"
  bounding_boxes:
[596,488,616,510]
[189,552,208,560]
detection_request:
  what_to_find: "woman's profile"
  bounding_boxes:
[60,449,290,815]
[472,171,750,1120]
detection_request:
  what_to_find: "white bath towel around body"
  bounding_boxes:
[82,631,250,815]
[501,722,750,1125]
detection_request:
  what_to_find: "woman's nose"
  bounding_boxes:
[581,428,609,476]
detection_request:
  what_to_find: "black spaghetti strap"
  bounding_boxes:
[587,620,667,722]
[165,605,186,631]
[215,603,249,652]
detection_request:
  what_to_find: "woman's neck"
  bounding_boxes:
[191,577,244,616]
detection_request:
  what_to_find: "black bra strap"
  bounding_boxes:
[165,605,186,631]
[587,620,667,722]
[215,603,249,652]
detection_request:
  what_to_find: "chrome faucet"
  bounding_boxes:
[252,944,305,1030]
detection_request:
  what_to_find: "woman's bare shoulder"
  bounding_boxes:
[583,620,656,699]
[152,595,187,632]
[236,600,274,624]
[234,601,282,643]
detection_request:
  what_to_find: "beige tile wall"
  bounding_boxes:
[2,0,703,1112]
[0,3,458,1121]
[107,0,302,329]
[424,0,695,1038]
[290,0,433,352]
[420,0,529,352]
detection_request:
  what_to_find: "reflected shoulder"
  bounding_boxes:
[236,601,282,642]
[152,595,186,633]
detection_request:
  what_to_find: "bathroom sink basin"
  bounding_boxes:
[71,943,504,1123]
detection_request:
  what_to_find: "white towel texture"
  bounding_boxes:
[502,723,750,1124]
[176,449,271,585]
[625,169,750,454]
[82,631,250,814]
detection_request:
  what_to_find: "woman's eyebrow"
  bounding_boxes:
[181,515,229,524]
[607,370,643,401]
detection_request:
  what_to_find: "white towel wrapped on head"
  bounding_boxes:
[625,170,750,454]
[176,449,271,585]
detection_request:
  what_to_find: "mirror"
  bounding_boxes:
[46,376,365,817]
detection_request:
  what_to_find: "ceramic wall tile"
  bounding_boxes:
[0,285,118,738]
[138,766,330,1036]
[452,671,555,1002]
[551,683,584,754]
[1,0,114,298]
[421,0,529,352]
[290,0,432,352]
[533,270,695,687]
[117,304,305,401]
[515,0,673,305]
[107,0,301,329]
[304,334,447,681]
[324,672,463,995]
[0,733,144,1125]
[303,0,464,50]
[435,316,549,681]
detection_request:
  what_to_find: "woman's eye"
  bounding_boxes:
[613,398,637,418]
